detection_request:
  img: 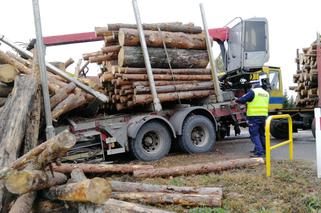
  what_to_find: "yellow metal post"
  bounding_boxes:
[265,114,293,177]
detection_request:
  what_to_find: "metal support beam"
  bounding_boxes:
[199,3,223,103]
[32,0,55,139]
[0,36,108,103]
[132,0,162,112]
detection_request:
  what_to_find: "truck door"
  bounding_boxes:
[227,21,242,72]
[243,18,269,69]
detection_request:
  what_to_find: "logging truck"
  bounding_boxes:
[47,17,272,162]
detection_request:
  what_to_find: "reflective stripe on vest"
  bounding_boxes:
[246,88,269,116]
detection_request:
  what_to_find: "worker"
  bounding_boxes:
[235,79,270,157]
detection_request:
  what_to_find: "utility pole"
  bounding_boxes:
[32,0,55,139]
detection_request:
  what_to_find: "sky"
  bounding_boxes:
[1,0,321,97]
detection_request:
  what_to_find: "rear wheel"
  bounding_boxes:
[130,121,171,161]
[179,115,216,153]
[270,119,289,140]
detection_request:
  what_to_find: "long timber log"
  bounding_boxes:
[134,90,213,104]
[133,158,264,178]
[111,192,222,207]
[118,67,211,75]
[79,198,175,213]
[50,82,76,108]
[96,23,202,34]
[118,28,206,49]
[52,163,154,174]
[118,46,209,68]
[111,181,222,196]
[117,73,212,81]
[134,81,214,94]
[0,75,36,211]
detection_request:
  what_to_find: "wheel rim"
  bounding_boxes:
[142,131,163,153]
[190,124,209,147]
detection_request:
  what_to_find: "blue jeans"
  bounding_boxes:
[248,116,267,156]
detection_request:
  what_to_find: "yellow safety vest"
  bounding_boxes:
[246,88,269,116]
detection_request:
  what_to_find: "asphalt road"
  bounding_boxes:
[215,129,316,162]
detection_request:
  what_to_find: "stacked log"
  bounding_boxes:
[84,22,214,111]
[291,43,319,107]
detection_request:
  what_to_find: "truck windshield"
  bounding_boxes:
[244,21,266,52]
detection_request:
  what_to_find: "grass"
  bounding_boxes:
[110,157,321,213]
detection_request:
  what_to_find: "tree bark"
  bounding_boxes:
[119,28,206,49]
[44,177,111,204]
[111,181,222,196]
[111,192,222,207]
[0,75,36,211]
[133,158,265,178]
[64,58,74,69]
[117,73,212,81]
[5,170,67,194]
[135,81,214,94]
[0,83,12,97]
[52,163,153,174]
[0,50,32,74]
[134,90,213,104]
[118,67,211,75]
[102,45,121,54]
[79,198,174,213]
[132,81,197,87]
[50,82,76,108]
[51,93,87,120]
[0,130,76,178]
[0,98,6,107]
[100,23,202,34]
[8,192,36,213]
[118,46,209,68]
[0,64,18,84]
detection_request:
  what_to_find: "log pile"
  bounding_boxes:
[84,23,214,111]
[291,43,319,107]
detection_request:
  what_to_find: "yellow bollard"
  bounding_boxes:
[265,114,293,177]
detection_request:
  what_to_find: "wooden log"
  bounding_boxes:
[64,58,74,69]
[135,81,214,94]
[50,82,76,108]
[0,97,6,107]
[0,75,36,211]
[83,51,103,60]
[0,83,12,97]
[134,90,214,104]
[119,67,211,75]
[132,80,198,87]
[44,177,111,204]
[79,198,174,213]
[100,23,202,34]
[52,93,87,119]
[52,163,154,174]
[133,158,264,178]
[0,130,76,177]
[8,192,36,213]
[0,64,18,83]
[5,170,67,194]
[118,46,209,68]
[119,73,212,81]
[111,192,222,207]
[102,45,121,54]
[0,50,32,74]
[111,181,222,196]
[32,199,70,213]
[89,53,117,63]
[119,28,206,49]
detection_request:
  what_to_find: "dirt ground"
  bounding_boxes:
[108,130,321,212]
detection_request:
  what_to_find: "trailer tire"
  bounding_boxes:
[130,121,171,161]
[179,115,215,153]
[270,120,288,140]
[312,118,316,138]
